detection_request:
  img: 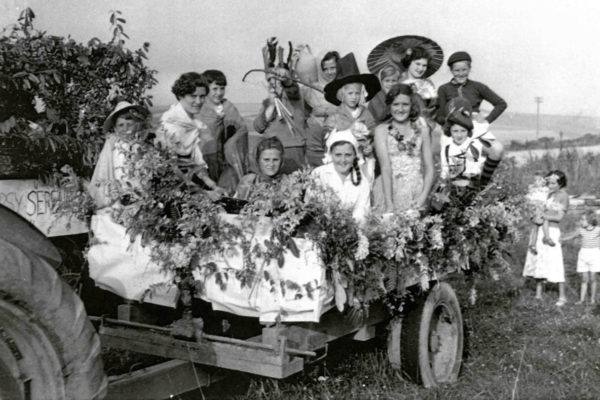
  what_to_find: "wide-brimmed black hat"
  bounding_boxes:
[323,53,381,106]
[367,35,444,78]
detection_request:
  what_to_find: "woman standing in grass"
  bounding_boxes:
[560,210,600,304]
[523,170,570,306]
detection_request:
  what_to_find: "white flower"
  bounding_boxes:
[33,95,46,113]
[351,121,370,140]
[354,232,369,261]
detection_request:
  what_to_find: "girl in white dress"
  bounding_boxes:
[311,129,370,224]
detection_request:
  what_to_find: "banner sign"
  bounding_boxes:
[0,179,88,237]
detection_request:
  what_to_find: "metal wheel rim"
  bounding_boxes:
[0,297,66,400]
[428,302,460,382]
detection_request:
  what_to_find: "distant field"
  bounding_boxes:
[507,144,600,166]
[151,103,600,146]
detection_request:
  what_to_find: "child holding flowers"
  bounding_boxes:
[560,210,600,304]
[523,170,570,306]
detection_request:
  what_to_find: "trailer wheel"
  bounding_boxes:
[400,282,463,387]
[0,239,107,400]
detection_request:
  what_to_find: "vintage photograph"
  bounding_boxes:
[1,1,600,399]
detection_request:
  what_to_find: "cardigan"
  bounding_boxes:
[436,79,507,125]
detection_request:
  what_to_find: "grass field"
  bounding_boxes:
[189,150,600,400]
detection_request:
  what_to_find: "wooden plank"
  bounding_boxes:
[106,360,225,400]
[99,326,304,379]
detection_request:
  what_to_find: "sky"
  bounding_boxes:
[2,0,600,117]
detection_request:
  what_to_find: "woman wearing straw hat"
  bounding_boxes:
[321,53,381,183]
[89,101,150,208]
[436,51,507,187]
[311,129,371,224]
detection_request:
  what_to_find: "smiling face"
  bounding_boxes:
[450,124,469,145]
[258,148,282,177]
[381,72,400,93]
[114,116,137,135]
[408,58,428,79]
[330,142,356,176]
[179,86,207,116]
[450,61,471,84]
[339,83,362,109]
[390,93,412,122]
[207,82,226,105]
[322,59,338,82]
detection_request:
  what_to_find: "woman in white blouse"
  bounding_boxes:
[311,129,370,224]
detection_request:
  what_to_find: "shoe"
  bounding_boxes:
[574,300,584,305]
[528,245,538,255]
[555,298,567,307]
[542,237,556,247]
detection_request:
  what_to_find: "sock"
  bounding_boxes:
[480,158,500,187]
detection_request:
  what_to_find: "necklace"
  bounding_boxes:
[387,121,419,156]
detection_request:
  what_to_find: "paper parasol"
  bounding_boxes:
[367,35,444,78]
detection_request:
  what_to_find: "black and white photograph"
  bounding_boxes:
[1,1,600,399]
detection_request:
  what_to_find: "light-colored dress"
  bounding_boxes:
[311,163,371,224]
[523,192,568,283]
[373,118,425,212]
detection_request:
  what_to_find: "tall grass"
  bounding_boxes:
[218,150,600,400]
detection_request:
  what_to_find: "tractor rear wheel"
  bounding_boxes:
[0,238,107,400]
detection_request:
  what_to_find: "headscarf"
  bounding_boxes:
[322,129,363,165]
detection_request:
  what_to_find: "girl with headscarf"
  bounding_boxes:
[234,136,285,200]
[311,129,370,224]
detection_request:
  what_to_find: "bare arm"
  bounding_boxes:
[560,230,580,242]
[374,124,393,212]
[416,122,434,208]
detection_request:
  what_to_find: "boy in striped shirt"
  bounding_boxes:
[561,210,600,304]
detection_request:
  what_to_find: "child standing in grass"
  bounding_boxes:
[560,210,600,304]
[523,170,570,306]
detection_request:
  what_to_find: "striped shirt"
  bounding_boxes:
[579,227,600,248]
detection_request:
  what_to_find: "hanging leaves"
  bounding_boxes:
[0,8,157,178]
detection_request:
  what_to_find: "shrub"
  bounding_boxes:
[0,8,157,179]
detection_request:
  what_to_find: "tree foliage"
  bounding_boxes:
[0,8,157,178]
